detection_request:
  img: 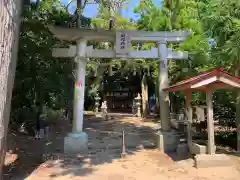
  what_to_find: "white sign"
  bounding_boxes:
[115,31,130,58]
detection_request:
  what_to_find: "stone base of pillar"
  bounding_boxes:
[194,154,233,168]
[155,129,180,152]
[189,141,216,155]
[64,132,88,154]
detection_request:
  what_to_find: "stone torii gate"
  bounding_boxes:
[49,26,189,153]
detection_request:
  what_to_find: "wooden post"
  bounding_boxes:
[206,90,215,155]
[121,129,127,158]
[186,90,192,147]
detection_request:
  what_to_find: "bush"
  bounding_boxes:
[215,131,237,150]
[41,106,65,125]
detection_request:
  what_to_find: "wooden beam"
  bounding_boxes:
[191,76,218,89]
[219,77,240,88]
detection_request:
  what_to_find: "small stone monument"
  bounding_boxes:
[94,93,101,114]
[45,126,50,140]
[101,100,108,120]
[39,128,45,138]
[196,106,205,122]
[135,93,142,117]
[177,109,185,121]
[176,138,189,158]
[35,119,46,139]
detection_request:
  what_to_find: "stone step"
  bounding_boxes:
[194,154,234,168]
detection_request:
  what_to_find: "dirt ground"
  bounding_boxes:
[4,113,240,180]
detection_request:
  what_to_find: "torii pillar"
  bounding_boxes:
[158,41,170,131]
[156,41,189,152]
[64,39,88,154]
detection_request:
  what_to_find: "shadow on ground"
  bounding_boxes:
[5,113,161,179]
[43,113,159,178]
[4,131,45,180]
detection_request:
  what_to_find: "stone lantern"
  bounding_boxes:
[135,93,141,117]
[101,100,108,120]
[94,93,101,113]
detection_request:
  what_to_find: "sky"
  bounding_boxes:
[30,0,162,20]
[61,0,162,20]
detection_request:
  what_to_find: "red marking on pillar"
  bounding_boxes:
[76,81,82,88]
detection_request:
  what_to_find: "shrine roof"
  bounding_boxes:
[164,67,240,92]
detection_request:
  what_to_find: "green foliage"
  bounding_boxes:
[41,107,65,125]
[203,0,240,67]
[202,0,240,129]
[11,1,74,128]
[215,131,237,149]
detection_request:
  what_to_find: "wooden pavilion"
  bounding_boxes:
[164,67,240,156]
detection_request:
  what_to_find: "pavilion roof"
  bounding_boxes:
[164,67,240,92]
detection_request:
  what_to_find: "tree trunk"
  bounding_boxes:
[141,74,149,117]
[0,0,23,178]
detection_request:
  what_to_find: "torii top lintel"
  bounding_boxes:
[48,26,190,43]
